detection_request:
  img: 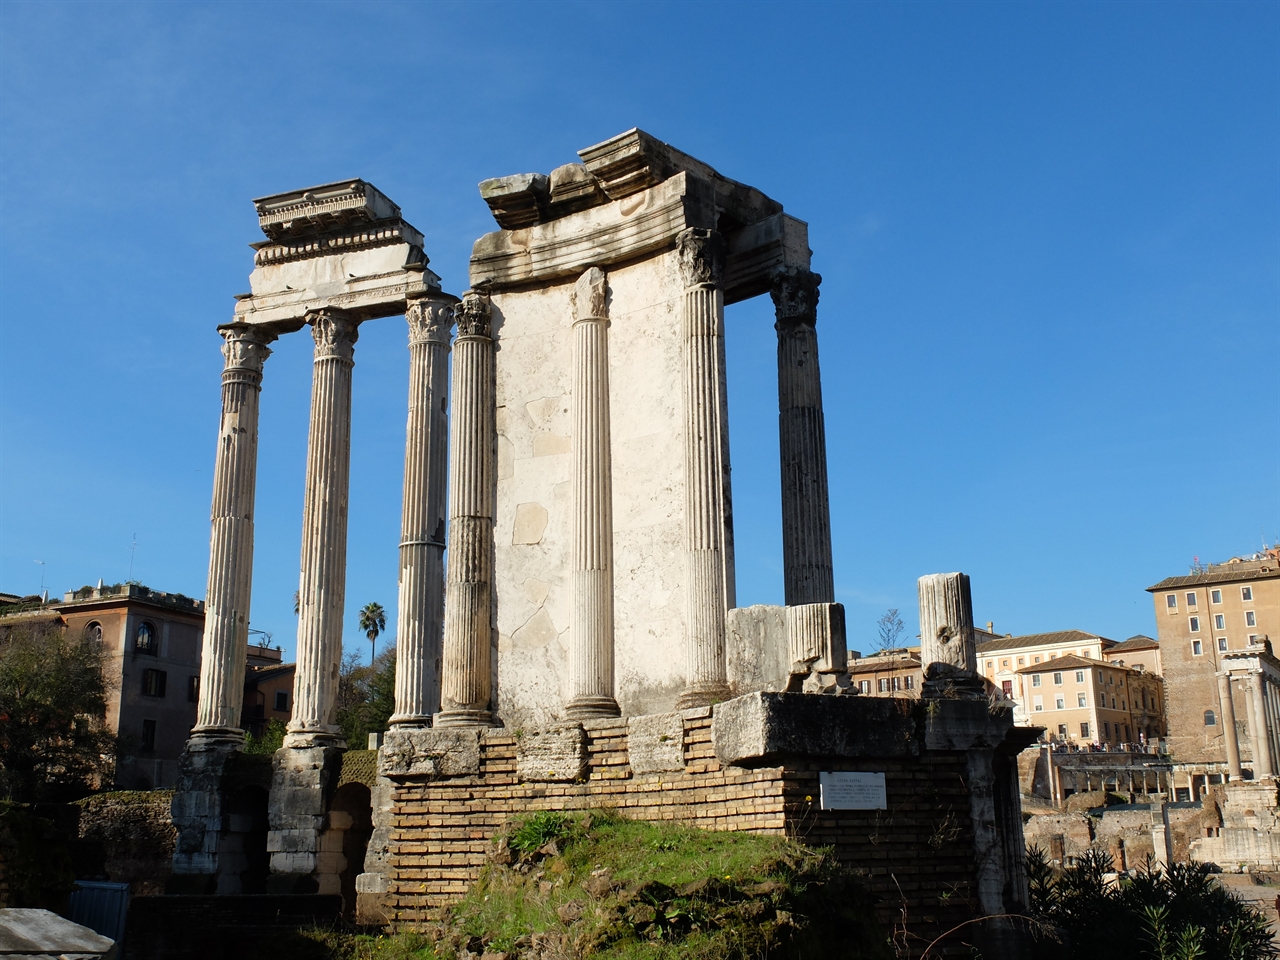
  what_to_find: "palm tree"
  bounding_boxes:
[358,602,386,665]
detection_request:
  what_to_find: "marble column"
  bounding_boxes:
[1267,679,1280,774]
[1217,672,1242,779]
[286,310,359,747]
[566,267,620,719]
[190,324,276,742]
[390,298,455,728]
[770,268,834,606]
[676,228,733,709]
[918,572,978,674]
[436,293,496,727]
[1247,670,1273,778]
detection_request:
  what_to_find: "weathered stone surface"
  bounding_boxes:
[923,698,1020,751]
[786,602,846,674]
[626,713,685,774]
[711,692,918,767]
[918,573,978,681]
[378,728,482,779]
[479,173,550,230]
[0,908,116,958]
[726,605,789,694]
[266,745,342,883]
[516,723,587,782]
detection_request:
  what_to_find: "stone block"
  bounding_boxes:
[0,908,116,959]
[270,851,315,875]
[711,692,918,767]
[923,699,1017,751]
[726,605,788,693]
[379,728,482,778]
[517,723,587,782]
[327,810,354,831]
[627,713,685,774]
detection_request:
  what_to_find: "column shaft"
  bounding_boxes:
[191,325,275,740]
[1217,673,1242,779]
[918,572,978,674]
[287,310,359,746]
[676,229,732,709]
[390,299,455,727]
[567,267,620,719]
[436,294,496,727]
[770,268,834,605]
[1248,671,1273,778]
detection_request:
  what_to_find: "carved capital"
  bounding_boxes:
[676,228,726,288]
[454,293,492,339]
[572,266,608,322]
[770,267,821,329]
[308,309,359,362]
[406,299,455,346]
[220,324,276,378]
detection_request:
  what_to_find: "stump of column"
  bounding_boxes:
[918,572,984,698]
[770,268,834,607]
[390,298,455,728]
[675,229,733,710]
[566,267,621,719]
[436,293,497,728]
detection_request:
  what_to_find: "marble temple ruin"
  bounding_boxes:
[169,130,1038,954]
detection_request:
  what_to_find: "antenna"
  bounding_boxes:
[34,560,45,596]
[128,534,138,582]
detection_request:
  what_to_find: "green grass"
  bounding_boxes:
[306,809,891,960]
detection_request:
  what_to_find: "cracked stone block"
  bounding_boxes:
[379,728,482,778]
[627,713,685,774]
[516,723,587,782]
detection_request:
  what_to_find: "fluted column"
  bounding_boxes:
[286,310,359,747]
[918,572,978,674]
[770,268,834,606]
[566,267,620,719]
[436,293,496,727]
[390,298,455,728]
[1247,670,1273,778]
[191,324,276,742]
[676,229,733,709]
[1217,672,1242,779]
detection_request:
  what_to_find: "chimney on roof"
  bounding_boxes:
[987,621,994,634]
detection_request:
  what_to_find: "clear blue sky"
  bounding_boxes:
[1,1,1276,664]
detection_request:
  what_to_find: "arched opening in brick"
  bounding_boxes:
[218,784,268,894]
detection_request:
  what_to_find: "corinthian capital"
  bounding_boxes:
[454,293,492,338]
[220,323,276,375]
[676,229,726,288]
[573,266,609,322]
[406,298,456,345]
[770,268,821,329]
[308,309,359,362]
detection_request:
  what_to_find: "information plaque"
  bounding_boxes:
[818,771,887,810]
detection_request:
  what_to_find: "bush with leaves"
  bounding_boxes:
[336,648,396,747]
[0,622,116,802]
[1027,845,1276,959]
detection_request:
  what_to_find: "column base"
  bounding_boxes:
[677,682,732,710]
[388,713,434,729]
[434,708,495,728]
[186,725,246,747]
[283,726,346,750]
[565,696,621,720]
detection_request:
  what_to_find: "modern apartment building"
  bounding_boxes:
[1147,551,1280,771]
[1012,654,1162,747]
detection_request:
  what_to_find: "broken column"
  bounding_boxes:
[436,293,497,727]
[676,228,733,709]
[918,572,984,698]
[770,267,834,606]
[390,298,455,727]
[566,267,620,719]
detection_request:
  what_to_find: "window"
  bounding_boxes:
[1218,637,1228,652]
[986,660,993,670]
[1211,589,1222,604]
[274,690,289,712]
[1057,724,1067,738]
[83,621,103,646]
[1189,616,1200,633]
[1053,672,1063,685]
[1001,659,1009,668]
[1249,635,1259,644]
[1055,696,1065,710]
[1078,694,1087,708]
[1032,675,1042,687]
[1002,680,1013,697]
[187,675,199,703]
[141,719,156,752]
[1111,697,1116,709]
[1104,721,1111,738]
[1245,611,1257,627]
[891,676,901,692]
[1107,674,1114,685]
[1080,722,1090,738]
[1204,710,1217,726]
[1214,614,1226,630]
[858,680,870,695]
[1075,670,1084,683]
[1121,700,1125,710]
[1124,725,1131,741]
[1192,640,1203,656]
[877,679,887,693]
[1034,656,1041,663]
[1033,696,1044,712]
[142,669,167,698]
[1142,692,1148,709]
[1186,592,1197,606]
[904,676,914,690]
[1017,657,1024,666]
[1241,586,1253,601]
[1118,677,1123,688]
[134,622,157,654]
[1166,595,1178,610]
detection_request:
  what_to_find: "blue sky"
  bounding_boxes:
[1,1,1276,663]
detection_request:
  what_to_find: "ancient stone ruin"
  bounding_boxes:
[170,130,1037,953]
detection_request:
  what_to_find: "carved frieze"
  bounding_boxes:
[308,310,359,362]
[254,180,403,242]
[676,228,726,288]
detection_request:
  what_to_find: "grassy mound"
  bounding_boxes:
[313,809,892,960]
